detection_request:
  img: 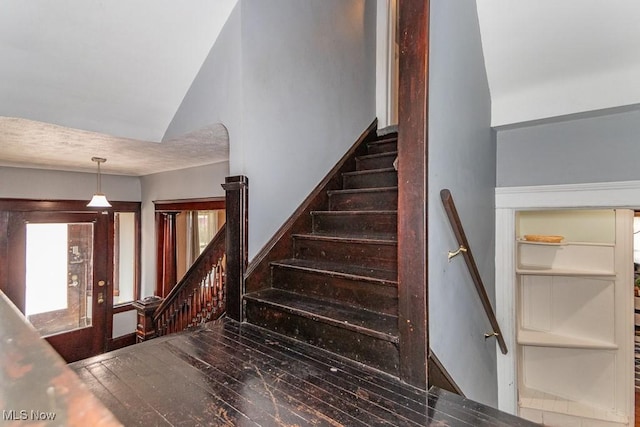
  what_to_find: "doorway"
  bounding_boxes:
[0,199,141,362]
[154,198,225,298]
[495,182,640,425]
[632,213,640,422]
[5,211,110,362]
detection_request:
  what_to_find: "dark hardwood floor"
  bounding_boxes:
[71,318,538,426]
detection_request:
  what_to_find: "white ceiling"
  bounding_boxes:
[0,0,638,175]
[476,0,640,127]
[0,0,237,176]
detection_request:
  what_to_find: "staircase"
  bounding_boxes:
[244,131,400,376]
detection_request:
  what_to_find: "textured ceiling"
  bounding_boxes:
[0,117,229,176]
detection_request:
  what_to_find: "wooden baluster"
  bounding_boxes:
[192,290,197,326]
[191,291,197,327]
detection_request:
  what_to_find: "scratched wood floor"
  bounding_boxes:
[70,318,538,426]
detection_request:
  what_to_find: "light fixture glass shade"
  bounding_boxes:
[87,193,112,208]
[87,156,111,208]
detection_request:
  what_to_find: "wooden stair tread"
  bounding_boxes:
[342,167,396,177]
[271,258,398,285]
[368,136,397,145]
[292,233,397,245]
[327,186,397,196]
[356,151,398,160]
[311,209,397,216]
[310,210,397,240]
[244,288,399,342]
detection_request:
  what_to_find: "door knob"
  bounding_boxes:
[97,292,104,305]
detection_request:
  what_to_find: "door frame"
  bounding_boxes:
[8,211,110,362]
[0,198,140,361]
[495,180,640,416]
[154,197,225,298]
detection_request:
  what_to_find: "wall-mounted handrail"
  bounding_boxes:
[440,189,508,355]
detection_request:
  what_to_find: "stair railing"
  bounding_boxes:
[151,224,227,338]
[440,189,508,355]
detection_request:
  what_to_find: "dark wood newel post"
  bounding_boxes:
[397,0,429,389]
[222,175,248,322]
[132,296,162,343]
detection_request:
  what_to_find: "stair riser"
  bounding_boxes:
[293,237,397,272]
[312,212,397,237]
[271,266,398,315]
[328,190,397,211]
[245,300,399,375]
[343,170,397,190]
[367,140,397,155]
[356,153,397,171]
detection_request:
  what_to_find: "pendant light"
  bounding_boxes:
[87,157,112,208]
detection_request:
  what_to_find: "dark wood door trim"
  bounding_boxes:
[154,198,225,212]
[4,210,111,362]
[397,0,430,388]
[0,198,138,212]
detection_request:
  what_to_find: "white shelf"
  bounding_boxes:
[518,386,628,424]
[517,239,565,246]
[517,239,614,247]
[517,329,618,350]
[516,266,616,278]
[516,239,615,277]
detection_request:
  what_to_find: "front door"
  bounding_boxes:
[5,211,110,362]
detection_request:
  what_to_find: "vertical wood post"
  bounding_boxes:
[222,175,248,322]
[397,0,429,389]
[132,297,162,342]
[155,212,177,298]
[164,213,177,298]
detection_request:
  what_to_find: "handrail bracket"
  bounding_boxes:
[447,245,467,262]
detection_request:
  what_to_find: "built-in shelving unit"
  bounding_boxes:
[515,209,633,426]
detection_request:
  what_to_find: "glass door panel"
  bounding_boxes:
[6,210,109,362]
[25,222,94,337]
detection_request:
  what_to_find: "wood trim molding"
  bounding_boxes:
[108,332,136,352]
[496,180,640,209]
[397,0,430,389]
[428,350,465,397]
[153,198,225,212]
[0,198,139,212]
[495,208,517,413]
[222,175,248,322]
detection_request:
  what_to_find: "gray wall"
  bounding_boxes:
[238,0,376,259]
[165,0,376,260]
[428,0,497,406]
[497,108,640,187]
[155,4,241,296]
[0,166,140,201]
[163,2,242,149]
[139,161,229,296]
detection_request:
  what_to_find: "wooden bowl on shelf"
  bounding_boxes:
[523,234,564,244]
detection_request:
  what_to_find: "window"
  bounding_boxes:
[114,212,138,305]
